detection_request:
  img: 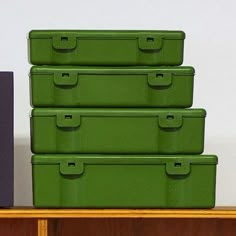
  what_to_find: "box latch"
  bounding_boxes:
[158,113,183,129]
[52,35,77,50]
[56,114,80,128]
[54,72,78,86]
[166,160,190,175]
[138,35,163,50]
[60,160,84,175]
[147,72,172,87]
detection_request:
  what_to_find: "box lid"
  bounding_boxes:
[30,66,194,76]
[32,155,217,176]
[29,30,185,40]
[32,154,217,165]
[31,108,206,118]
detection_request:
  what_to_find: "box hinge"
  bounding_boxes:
[166,160,190,175]
[147,72,172,87]
[138,35,163,50]
[52,35,77,50]
[54,72,78,86]
[60,160,84,175]
[56,114,80,128]
[158,113,183,129]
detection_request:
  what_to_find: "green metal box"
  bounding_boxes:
[31,108,205,154]
[28,30,185,65]
[32,154,217,208]
[30,66,194,108]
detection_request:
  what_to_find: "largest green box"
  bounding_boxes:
[32,154,217,208]
[30,66,194,108]
[28,30,185,65]
[31,108,206,154]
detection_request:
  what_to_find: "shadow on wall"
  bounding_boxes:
[14,137,32,206]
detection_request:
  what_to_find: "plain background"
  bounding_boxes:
[0,0,235,206]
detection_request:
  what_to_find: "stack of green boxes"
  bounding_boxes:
[29,30,218,208]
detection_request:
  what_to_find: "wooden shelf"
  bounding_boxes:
[1,208,236,236]
[0,207,236,219]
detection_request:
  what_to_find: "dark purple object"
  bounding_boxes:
[0,72,13,207]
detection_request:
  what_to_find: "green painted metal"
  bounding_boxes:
[30,66,194,108]
[32,154,217,208]
[31,108,206,154]
[28,30,185,65]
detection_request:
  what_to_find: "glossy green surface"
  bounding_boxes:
[29,30,185,65]
[30,66,194,108]
[32,154,217,208]
[31,108,206,154]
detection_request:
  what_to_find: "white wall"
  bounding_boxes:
[0,0,235,206]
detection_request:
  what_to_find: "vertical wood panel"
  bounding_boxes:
[0,219,37,236]
[48,218,236,236]
[38,219,48,236]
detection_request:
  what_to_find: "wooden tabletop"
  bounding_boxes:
[0,207,236,219]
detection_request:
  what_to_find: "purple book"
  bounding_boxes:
[0,72,13,207]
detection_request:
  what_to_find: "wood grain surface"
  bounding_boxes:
[2,208,236,218]
[0,219,37,236]
[48,218,236,236]
[38,219,48,236]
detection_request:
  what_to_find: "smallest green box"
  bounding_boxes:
[28,30,185,66]
[32,155,217,208]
